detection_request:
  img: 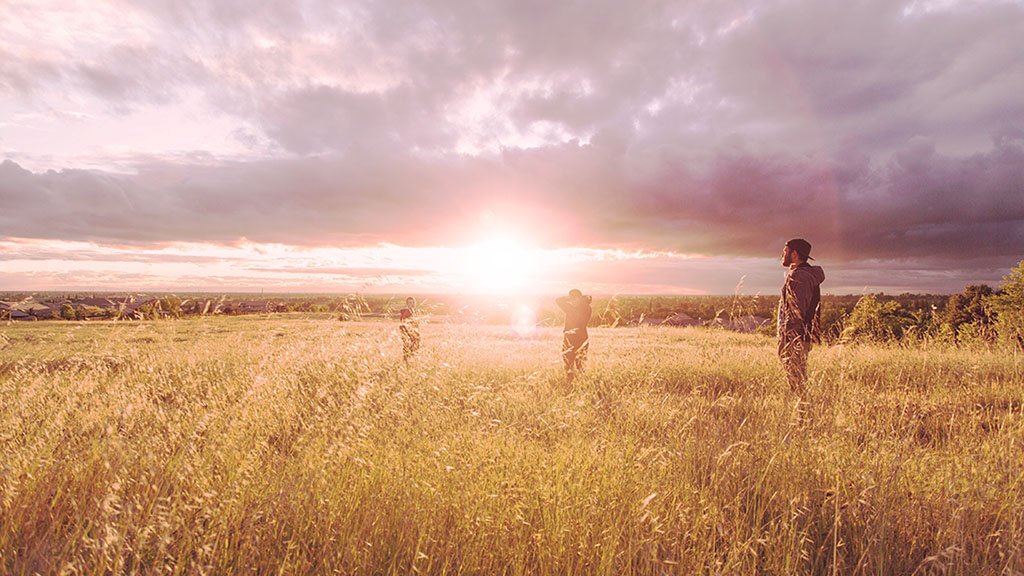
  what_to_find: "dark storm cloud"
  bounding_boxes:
[2,130,1021,265]
[630,134,1024,261]
[711,0,1024,153]
[3,0,1023,286]
[0,155,492,245]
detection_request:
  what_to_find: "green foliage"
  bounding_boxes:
[818,305,849,343]
[158,295,184,318]
[78,305,113,320]
[987,260,1024,349]
[903,306,941,343]
[134,300,161,320]
[841,294,917,342]
[942,284,995,342]
[59,302,76,320]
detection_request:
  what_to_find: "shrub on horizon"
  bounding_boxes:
[841,294,916,343]
[986,260,1024,351]
[942,284,995,342]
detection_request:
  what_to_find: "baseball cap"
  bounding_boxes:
[786,238,814,260]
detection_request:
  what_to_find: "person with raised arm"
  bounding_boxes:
[399,296,420,363]
[556,289,592,384]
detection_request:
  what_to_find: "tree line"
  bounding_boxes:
[4,261,1021,349]
[840,261,1024,348]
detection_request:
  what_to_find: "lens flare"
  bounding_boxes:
[511,304,537,337]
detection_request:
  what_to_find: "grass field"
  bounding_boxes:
[1,315,1022,574]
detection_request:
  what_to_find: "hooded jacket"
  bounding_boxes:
[778,263,826,343]
[556,295,592,339]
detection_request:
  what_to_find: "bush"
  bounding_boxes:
[943,284,995,342]
[841,294,916,343]
[986,260,1024,350]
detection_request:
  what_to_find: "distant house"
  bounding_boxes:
[75,296,145,309]
[637,312,702,327]
[707,315,771,333]
[12,302,55,319]
[9,309,35,321]
[235,300,273,313]
[119,298,163,319]
[28,303,56,319]
[663,312,701,327]
[732,315,772,332]
[71,297,119,309]
[1,301,33,321]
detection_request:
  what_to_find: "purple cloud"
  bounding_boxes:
[2,0,1023,293]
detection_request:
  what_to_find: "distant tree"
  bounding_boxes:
[181,299,205,316]
[59,303,76,320]
[817,305,849,343]
[598,298,622,327]
[903,306,942,343]
[79,305,113,319]
[160,296,183,319]
[338,295,370,320]
[943,284,995,342]
[136,300,162,320]
[986,261,1024,351]
[841,294,916,342]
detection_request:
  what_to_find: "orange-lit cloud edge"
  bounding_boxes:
[4,235,1013,296]
[0,237,720,296]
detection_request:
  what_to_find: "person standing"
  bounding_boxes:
[778,239,826,395]
[399,297,420,363]
[556,289,592,384]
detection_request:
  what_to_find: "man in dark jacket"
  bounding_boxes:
[778,239,826,395]
[556,289,592,384]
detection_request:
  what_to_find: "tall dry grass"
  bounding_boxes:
[1,316,1022,574]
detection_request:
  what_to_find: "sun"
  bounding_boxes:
[460,233,540,294]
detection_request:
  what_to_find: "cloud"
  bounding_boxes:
[259,85,454,155]
[710,0,1024,153]
[6,0,1022,158]
[2,0,1023,293]
[71,45,202,111]
[2,130,1021,264]
[0,46,62,97]
[244,266,435,277]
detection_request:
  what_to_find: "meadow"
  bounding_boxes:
[1,315,1022,575]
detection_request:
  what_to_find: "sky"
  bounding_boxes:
[1,0,1022,296]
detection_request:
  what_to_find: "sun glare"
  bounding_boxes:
[511,304,538,337]
[461,234,540,294]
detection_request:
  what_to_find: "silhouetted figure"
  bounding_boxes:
[556,289,592,384]
[399,297,420,363]
[778,239,825,403]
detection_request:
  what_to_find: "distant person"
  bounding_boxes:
[556,289,593,384]
[399,297,420,363]
[778,239,826,397]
